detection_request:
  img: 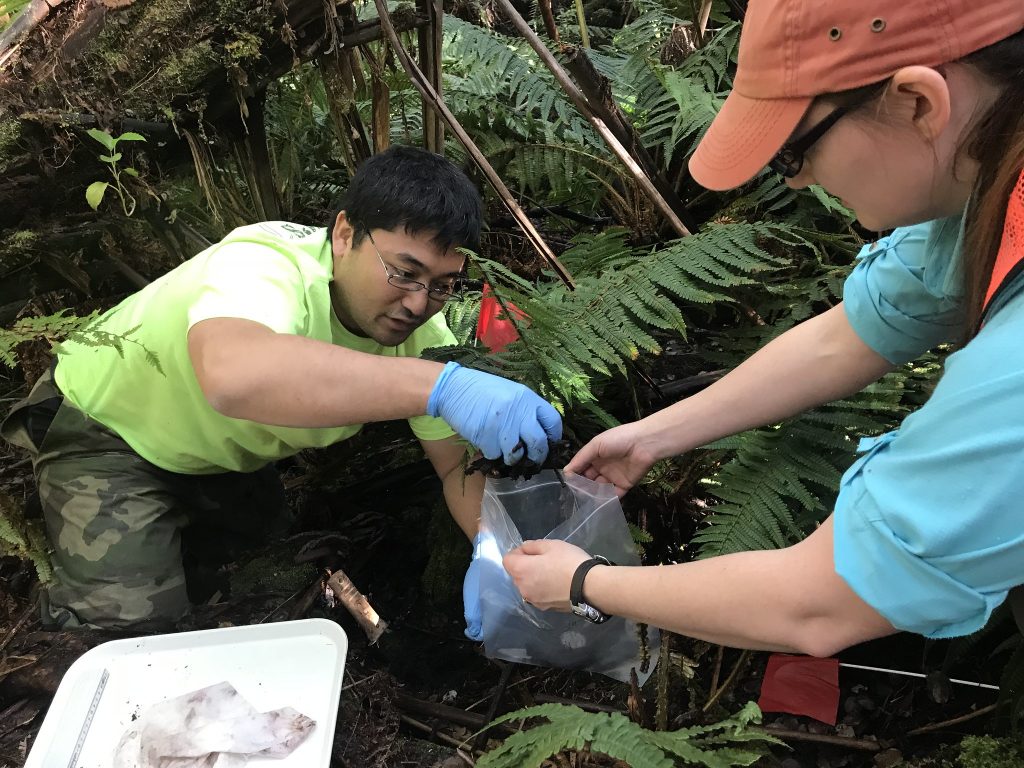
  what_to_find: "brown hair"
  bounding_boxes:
[960,30,1024,336]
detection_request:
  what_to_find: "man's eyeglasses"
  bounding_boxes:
[366,231,464,302]
[769,105,849,178]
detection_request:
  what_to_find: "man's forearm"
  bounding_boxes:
[443,469,486,541]
[642,304,894,459]
[189,318,444,428]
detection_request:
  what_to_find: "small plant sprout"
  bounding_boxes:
[85,129,146,216]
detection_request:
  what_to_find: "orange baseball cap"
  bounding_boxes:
[689,0,1024,191]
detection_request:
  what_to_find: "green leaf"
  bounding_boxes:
[86,129,116,151]
[114,132,147,143]
[98,153,123,163]
[85,181,109,211]
[122,167,139,177]
[807,184,855,219]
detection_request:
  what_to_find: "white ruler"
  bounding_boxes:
[64,667,109,768]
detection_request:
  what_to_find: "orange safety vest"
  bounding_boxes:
[980,169,1024,323]
[979,169,1024,632]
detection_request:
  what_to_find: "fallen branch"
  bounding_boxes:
[338,12,429,48]
[396,691,488,729]
[753,725,880,752]
[326,568,388,643]
[106,253,151,290]
[906,703,1001,736]
[19,112,177,138]
[400,713,480,755]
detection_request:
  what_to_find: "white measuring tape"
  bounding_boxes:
[66,668,109,768]
[839,662,999,691]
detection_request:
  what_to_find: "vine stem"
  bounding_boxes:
[703,649,750,712]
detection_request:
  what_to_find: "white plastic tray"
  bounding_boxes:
[25,618,348,768]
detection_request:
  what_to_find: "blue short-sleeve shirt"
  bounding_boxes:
[842,214,966,364]
[834,211,1024,638]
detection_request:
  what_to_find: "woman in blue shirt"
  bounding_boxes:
[502,0,1024,656]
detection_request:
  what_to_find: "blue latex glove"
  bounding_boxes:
[463,531,501,641]
[427,362,562,465]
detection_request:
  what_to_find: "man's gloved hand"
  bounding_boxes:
[428,362,562,465]
[463,530,501,641]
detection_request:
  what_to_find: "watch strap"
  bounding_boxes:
[569,555,612,622]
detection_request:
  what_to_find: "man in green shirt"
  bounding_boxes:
[2,146,562,629]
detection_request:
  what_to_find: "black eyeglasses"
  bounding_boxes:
[365,231,465,302]
[769,106,849,178]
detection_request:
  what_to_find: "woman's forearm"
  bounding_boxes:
[643,303,894,459]
[580,518,896,656]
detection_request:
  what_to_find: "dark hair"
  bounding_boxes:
[329,145,483,253]
[959,30,1024,336]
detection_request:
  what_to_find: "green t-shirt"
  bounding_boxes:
[55,221,457,474]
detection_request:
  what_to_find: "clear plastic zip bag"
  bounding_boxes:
[475,470,659,684]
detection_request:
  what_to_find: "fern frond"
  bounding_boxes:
[462,221,801,411]
[442,290,483,346]
[0,489,53,583]
[477,702,778,768]
[695,369,913,557]
[443,17,598,146]
[1,310,99,369]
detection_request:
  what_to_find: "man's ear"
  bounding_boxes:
[331,210,355,260]
[890,65,952,142]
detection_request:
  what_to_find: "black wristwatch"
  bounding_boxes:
[569,555,614,624]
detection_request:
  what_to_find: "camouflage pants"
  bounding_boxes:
[1,365,287,630]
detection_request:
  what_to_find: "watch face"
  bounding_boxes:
[571,602,605,624]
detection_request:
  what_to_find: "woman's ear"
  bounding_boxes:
[889,65,952,142]
[331,210,355,259]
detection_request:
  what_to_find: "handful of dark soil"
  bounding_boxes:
[466,440,574,480]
